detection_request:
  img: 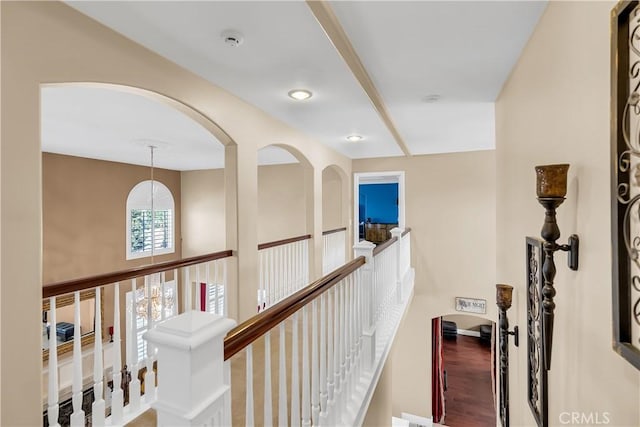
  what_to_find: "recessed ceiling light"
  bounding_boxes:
[346,135,363,142]
[423,94,441,103]
[288,89,313,101]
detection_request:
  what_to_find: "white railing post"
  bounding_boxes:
[70,291,85,427]
[47,296,61,427]
[92,287,106,427]
[390,228,403,303]
[144,311,236,426]
[353,241,376,371]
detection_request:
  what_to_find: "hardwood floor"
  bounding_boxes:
[442,335,496,427]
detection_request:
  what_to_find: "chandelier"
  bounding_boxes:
[136,278,174,322]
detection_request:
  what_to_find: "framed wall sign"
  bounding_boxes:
[611,0,640,371]
[455,296,487,314]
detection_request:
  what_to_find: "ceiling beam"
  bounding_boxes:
[307,0,411,157]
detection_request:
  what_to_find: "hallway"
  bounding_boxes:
[442,336,495,427]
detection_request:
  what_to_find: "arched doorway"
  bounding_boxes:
[322,164,350,273]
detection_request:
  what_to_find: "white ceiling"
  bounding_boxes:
[41,85,298,170]
[56,0,546,169]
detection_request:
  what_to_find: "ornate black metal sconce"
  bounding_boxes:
[535,164,579,371]
[496,284,519,427]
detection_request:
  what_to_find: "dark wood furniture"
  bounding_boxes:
[364,223,397,244]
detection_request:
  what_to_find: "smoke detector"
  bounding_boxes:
[221,30,244,47]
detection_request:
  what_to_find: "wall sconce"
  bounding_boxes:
[496,284,518,427]
[535,164,579,371]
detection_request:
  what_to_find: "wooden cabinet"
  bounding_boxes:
[364,223,397,244]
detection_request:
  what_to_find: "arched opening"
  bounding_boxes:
[40,83,235,423]
[255,144,314,309]
[41,83,232,281]
[322,164,350,273]
[432,313,496,427]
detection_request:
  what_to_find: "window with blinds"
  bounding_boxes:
[130,209,173,254]
[207,283,225,316]
[126,180,175,260]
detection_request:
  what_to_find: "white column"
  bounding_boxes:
[144,311,236,426]
[353,241,376,371]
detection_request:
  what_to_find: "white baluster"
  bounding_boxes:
[325,288,335,425]
[291,313,300,427]
[304,240,309,284]
[160,271,167,321]
[311,299,319,424]
[129,279,141,412]
[355,269,362,381]
[340,281,347,402]
[70,291,85,426]
[259,251,264,312]
[213,260,219,314]
[195,264,201,311]
[264,331,273,427]
[92,288,106,426]
[246,345,255,427]
[301,306,311,427]
[333,282,341,418]
[184,266,192,312]
[350,273,358,394]
[173,268,180,313]
[144,276,155,403]
[319,293,328,421]
[205,262,211,313]
[222,259,228,316]
[344,276,352,401]
[278,322,287,426]
[47,297,61,427]
[111,283,124,424]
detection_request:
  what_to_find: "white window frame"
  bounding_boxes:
[126,180,175,260]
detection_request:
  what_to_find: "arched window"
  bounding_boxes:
[126,180,175,260]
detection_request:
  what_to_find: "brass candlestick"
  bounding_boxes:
[535,164,579,371]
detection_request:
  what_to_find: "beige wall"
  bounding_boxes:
[322,166,344,231]
[496,1,639,426]
[1,2,351,423]
[353,150,497,418]
[43,153,182,283]
[258,163,307,243]
[181,168,226,257]
[363,352,393,426]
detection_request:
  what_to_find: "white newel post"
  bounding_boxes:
[144,311,236,426]
[390,228,403,304]
[353,240,376,371]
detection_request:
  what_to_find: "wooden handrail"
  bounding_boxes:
[258,234,312,250]
[373,237,398,257]
[224,256,366,360]
[43,250,233,299]
[322,227,347,236]
[401,227,412,237]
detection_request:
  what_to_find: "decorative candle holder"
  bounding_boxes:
[496,284,518,427]
[535,164,579,371]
